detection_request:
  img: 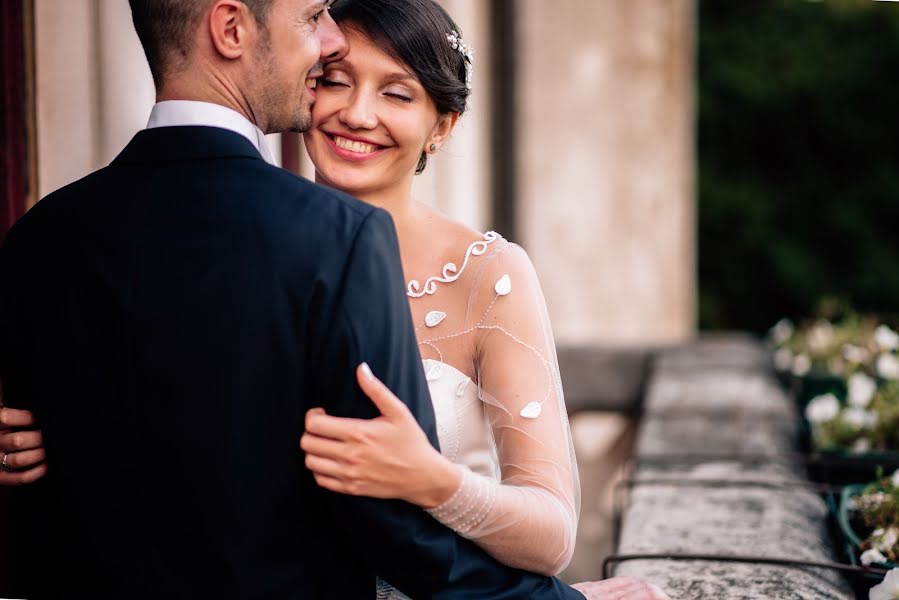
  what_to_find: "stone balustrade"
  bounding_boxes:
[610,335,854,599]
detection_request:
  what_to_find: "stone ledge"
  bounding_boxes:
[612,336,853,598]
[557,345,652,413]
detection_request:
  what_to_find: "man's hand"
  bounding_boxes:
[0,382,47,486]
[572,577,671,600]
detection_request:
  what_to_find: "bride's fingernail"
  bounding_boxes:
[360,362,374,380]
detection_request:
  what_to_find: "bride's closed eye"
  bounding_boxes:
[320,69,352,88]
[384,89,413,103]
[320,78,348,88]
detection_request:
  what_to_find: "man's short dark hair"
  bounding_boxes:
[128,0,274,87]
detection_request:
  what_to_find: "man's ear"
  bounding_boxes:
[426,112,460,154]
[208,0,256,60]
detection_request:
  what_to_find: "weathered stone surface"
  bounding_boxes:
[653,333,771,373]
[636,413,798,457]
[615,560,849,600]
[613,336,854,598]
[620,485,832,558]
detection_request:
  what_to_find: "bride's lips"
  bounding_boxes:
[322,131,391,163]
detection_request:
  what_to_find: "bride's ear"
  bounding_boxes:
[426,112,460,153]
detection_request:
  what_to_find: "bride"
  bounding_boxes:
[300,0,579,587]
[0,0,667,598]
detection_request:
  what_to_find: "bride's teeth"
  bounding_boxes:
[333,136,377,154]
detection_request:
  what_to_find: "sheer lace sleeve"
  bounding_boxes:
[424,242,581,576]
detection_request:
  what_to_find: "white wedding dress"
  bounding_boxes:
[377,233,580,599]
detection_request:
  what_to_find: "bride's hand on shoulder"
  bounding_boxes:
[300,363,461,508]
[0,383,48,486]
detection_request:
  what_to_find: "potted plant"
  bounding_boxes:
[804,379,899,483]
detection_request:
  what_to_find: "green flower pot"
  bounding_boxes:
[838,484,898,569]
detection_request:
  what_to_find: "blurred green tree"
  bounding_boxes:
[699,0,899,332]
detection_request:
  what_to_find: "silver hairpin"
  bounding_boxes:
[446,30,474,91]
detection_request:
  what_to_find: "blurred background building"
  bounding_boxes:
[3,0,898,590]
[6,0,698,348]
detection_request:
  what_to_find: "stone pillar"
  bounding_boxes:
[517,0,696,346]
[95,0,155,166]
[34,0,100,199]
[411,0,492,232]
[35,0,276,196]
[35,0,154,196]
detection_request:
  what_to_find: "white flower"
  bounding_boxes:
[891,469,899,489]
[862,548,889,566]
[877,527,899,550]
[805,393,840,424]
[871,568,899,600]
[853,438,873,453]
[844,407,877,430]
[848,373,878,408]
[871,495,890,507]
[808,320,835,353]
[774,348,793,371]
[792,354,812,376]
[876,325,899,352]
[770,319,794,346]
[844,344,871,365]
[878,353,899,380]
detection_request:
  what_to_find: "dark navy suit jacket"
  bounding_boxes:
[0,127,584,599]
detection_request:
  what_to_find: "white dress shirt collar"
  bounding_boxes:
[146,100,276,166]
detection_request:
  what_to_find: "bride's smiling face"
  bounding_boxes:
[304,27,451,197]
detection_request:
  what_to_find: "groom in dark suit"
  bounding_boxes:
[0,0,591,598]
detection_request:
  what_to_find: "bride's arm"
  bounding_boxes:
[424,243,579,576]
[302,243,580,576]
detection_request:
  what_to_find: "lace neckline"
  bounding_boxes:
[406,231,500,298]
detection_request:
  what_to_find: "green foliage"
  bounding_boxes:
[811,380,899,451]
[699,0,899,332]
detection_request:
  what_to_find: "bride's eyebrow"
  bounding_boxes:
[326,60,351,72]
[382,73,415,84]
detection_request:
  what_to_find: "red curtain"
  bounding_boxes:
[1,0,29,239]
[0,1,31,591]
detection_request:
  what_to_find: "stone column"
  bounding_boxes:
[410,0,492,232]
[35,0,155,196]
[95,0,155,166]
[517,0,696,346]
[34,0,100,198]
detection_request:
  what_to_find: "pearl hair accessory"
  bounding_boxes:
[446,30,474,91]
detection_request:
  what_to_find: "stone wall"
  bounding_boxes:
[613,336,853,598]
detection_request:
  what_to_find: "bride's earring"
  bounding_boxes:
[429,143,437,153]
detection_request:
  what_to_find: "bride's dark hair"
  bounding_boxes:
[330,0,471,174]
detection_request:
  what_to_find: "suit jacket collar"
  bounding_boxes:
[111,126,265,166]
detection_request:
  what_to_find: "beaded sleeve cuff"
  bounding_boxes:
[425,464,498,537]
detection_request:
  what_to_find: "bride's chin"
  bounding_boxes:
[317,168,374,197]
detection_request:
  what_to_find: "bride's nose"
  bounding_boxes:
[339,92,378,130]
